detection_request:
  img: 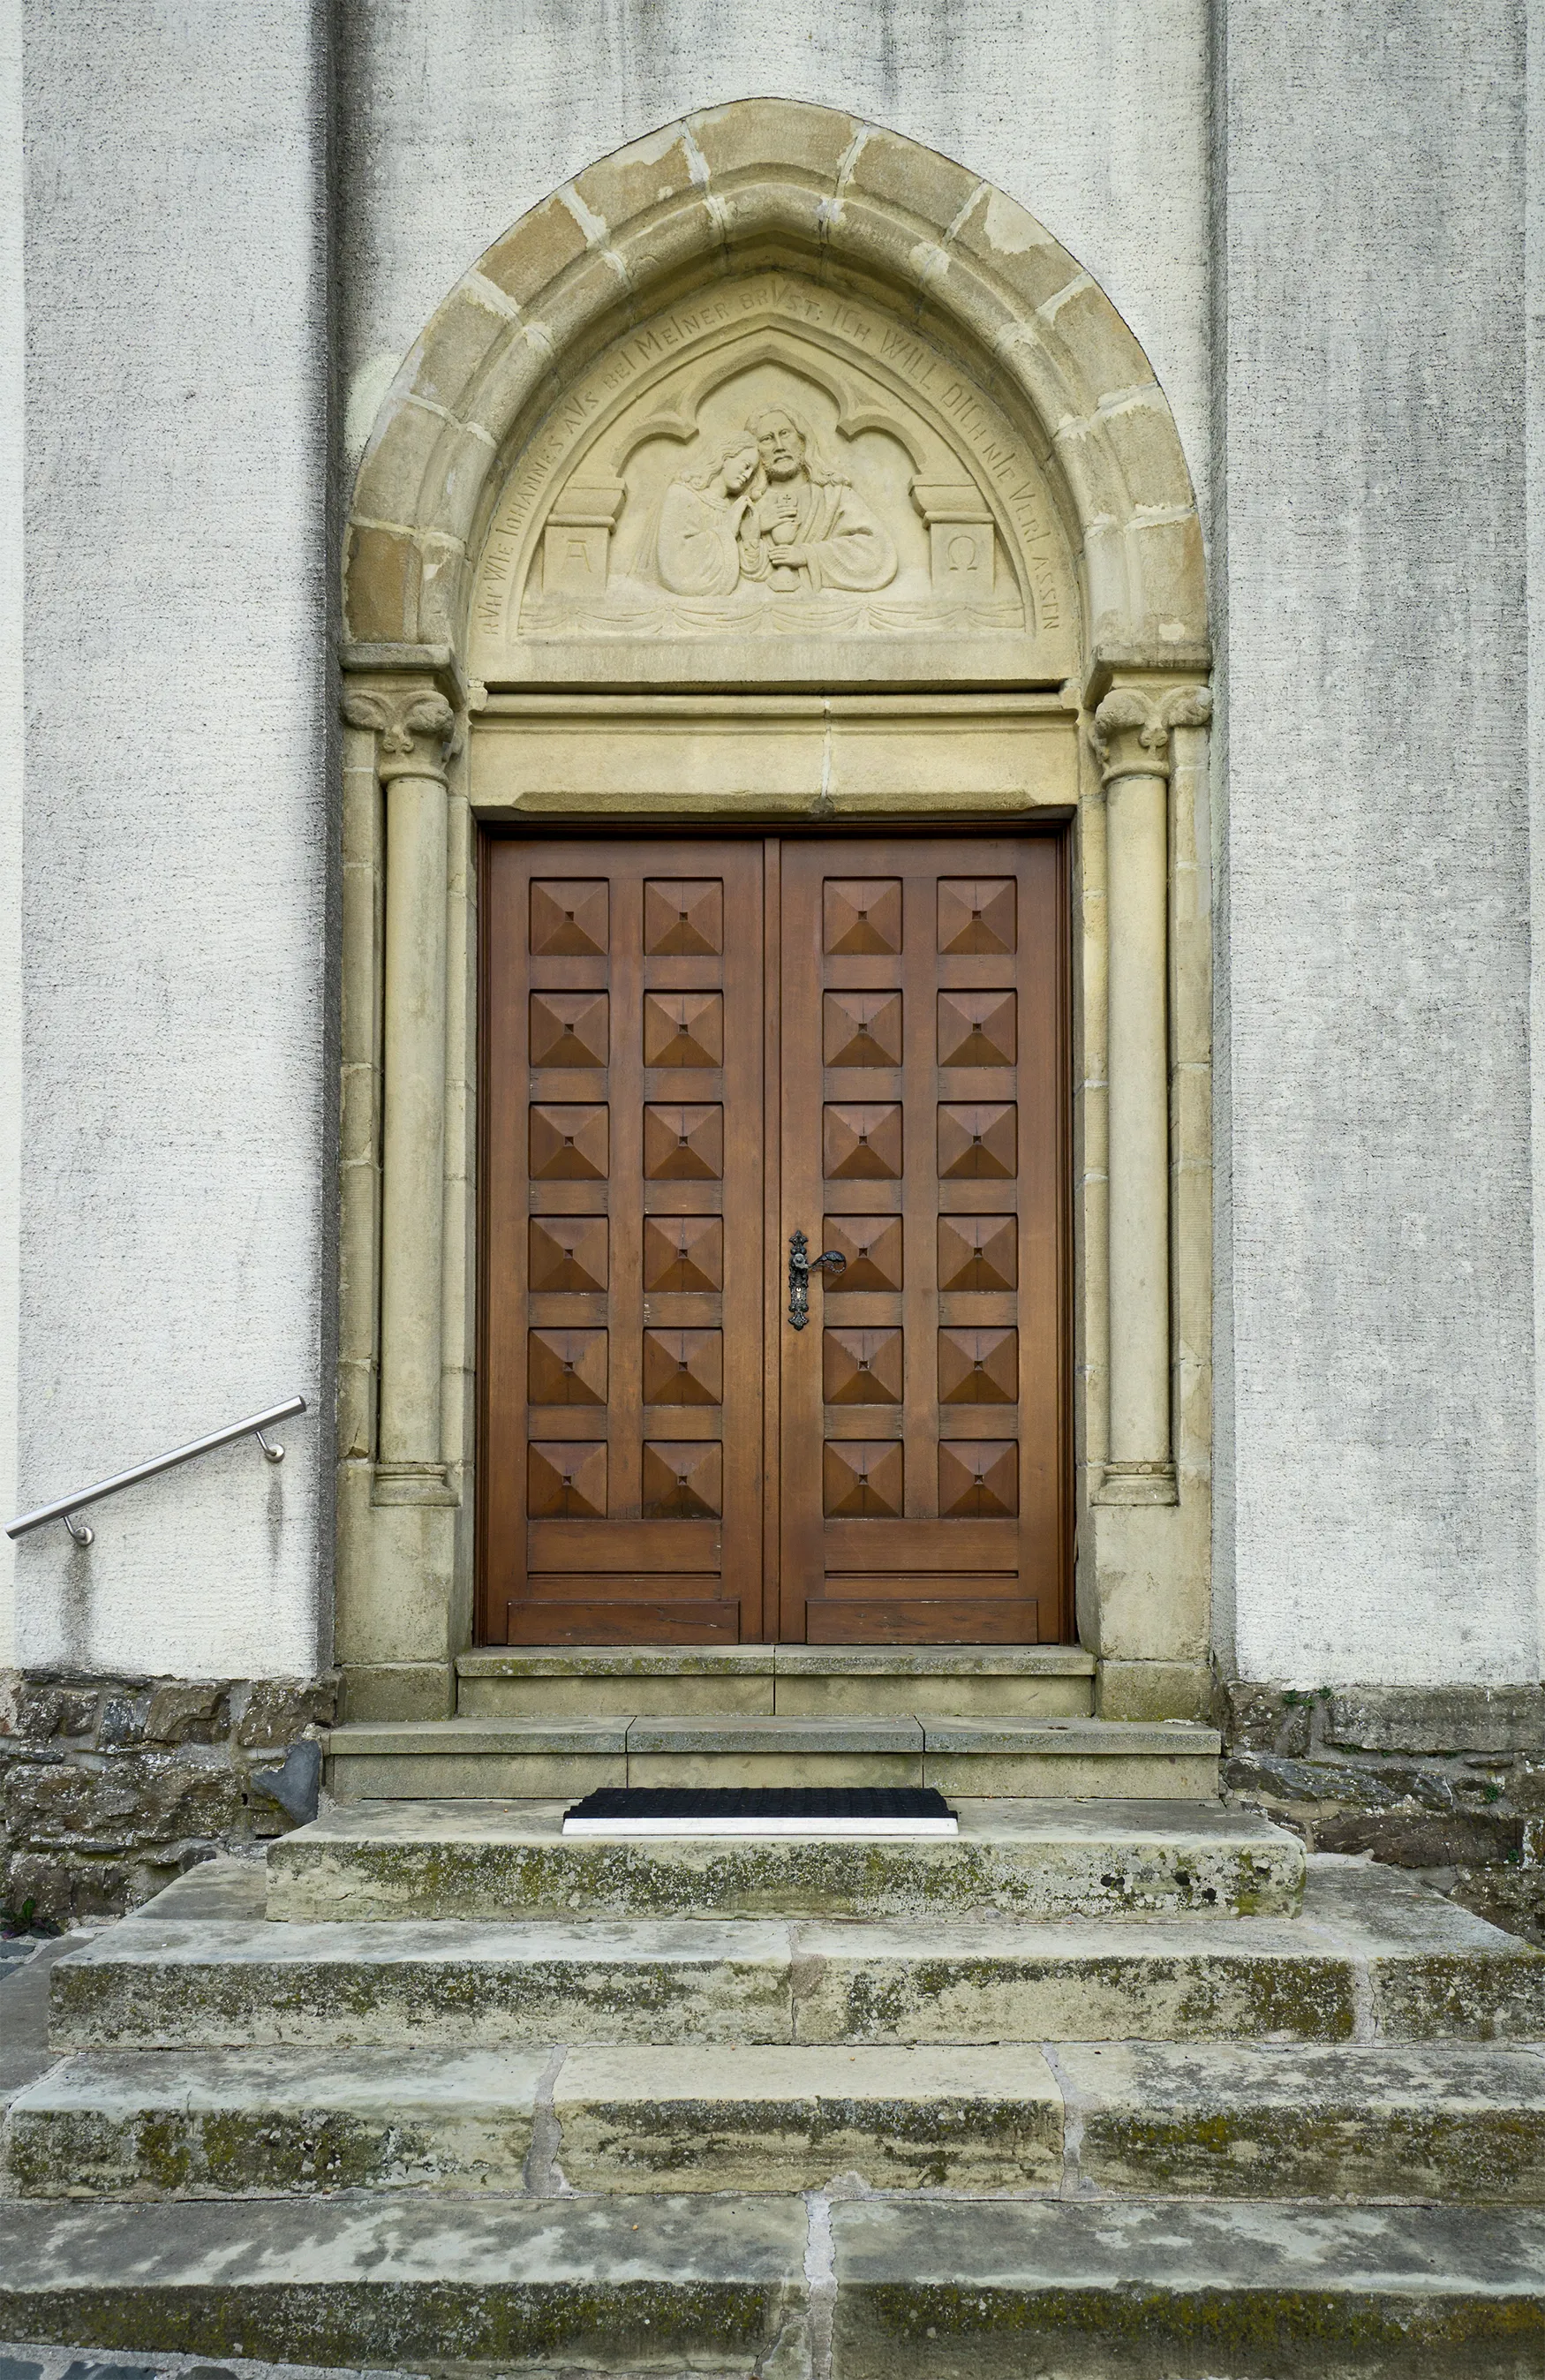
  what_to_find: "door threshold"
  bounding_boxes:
[460,1644,1096,1679]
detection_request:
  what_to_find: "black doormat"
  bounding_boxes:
[561,1786,959,1837]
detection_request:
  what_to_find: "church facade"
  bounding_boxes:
[1,2,1541,1923]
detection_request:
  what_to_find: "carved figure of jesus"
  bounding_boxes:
[735,409,897,593]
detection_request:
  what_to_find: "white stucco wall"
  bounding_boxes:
[1216,0,1541,1684]
[0,0,22,1669]
[14,2,332,1680]
[335,0,1211,524]
[1532,0,1545,1697]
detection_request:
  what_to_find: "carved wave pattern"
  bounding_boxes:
[521,589,1024,640]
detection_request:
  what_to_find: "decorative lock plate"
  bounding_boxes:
[788,1228,847,1329]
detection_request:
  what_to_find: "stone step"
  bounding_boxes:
[324,1712,1220,1799]
[454,1642,1098,1719]
[46,1855,1545,2051]
[10,2037,1545,2203]
[2,2189,1541,2376]
[2,2044,546,2197]
[268,1794,1271,1922]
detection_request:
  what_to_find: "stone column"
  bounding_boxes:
[342,681,462,1503]
[1094,680,1211,1503]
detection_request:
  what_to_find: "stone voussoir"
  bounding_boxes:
[263,1797,1300,1923]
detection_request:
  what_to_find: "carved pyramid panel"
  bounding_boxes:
[642,1327,724,1405]
[528,1327,608,1406]
[823,1439,905,1519]
[938,1102,1016,1180]
[938,1213,1018,1292]
[938,878,1015,955]
[531,879,608,956]
[644,879,723,955]
[824,879,902,955]
[527,1441,607,1520]
[823,1326,904,1406]
[824,990,903,1068]
[530,1105,609,1182]
[824,1102,903,1180]
[938,1439,1019,1517]
[643,1103,724,1180]
[938,989,1016,1068]
[529,1215,609,1294]
[530,991,609,1068]
[642,1440,724,1519]
[642,1214,724,1293]
[938,1326,1018,1405]
[644,992,724,1068]
[821,1214,904,1292]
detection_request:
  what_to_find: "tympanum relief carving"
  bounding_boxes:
[656,408,897,602]
[469,274,1078,686]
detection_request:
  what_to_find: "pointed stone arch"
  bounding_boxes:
[344,100,1206,674]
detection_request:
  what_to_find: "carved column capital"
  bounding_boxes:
[343,684,464,782]
[1093,682,1212,784]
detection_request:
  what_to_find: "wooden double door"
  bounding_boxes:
[481,831,1069,1645]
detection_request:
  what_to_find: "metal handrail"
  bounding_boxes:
[5,1396,307,1547]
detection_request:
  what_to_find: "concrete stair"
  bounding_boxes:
[5,1812,1545,2370]
[11,2036,1545,2203]
[451,1641,1099,1719]
[5,2190,1543,2376]
[328,1643,1222,1811]
[265,1794,1291,1921]
[323,1712,1222,1799]
[32,1858,1545,2051]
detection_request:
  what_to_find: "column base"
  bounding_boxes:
[340,1661,456,1722]
[1097,1659,1217,1724]
[372,1462,459,1507]
[1093,1461,1178,1507]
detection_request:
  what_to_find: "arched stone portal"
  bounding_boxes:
[335,100,1212,1722]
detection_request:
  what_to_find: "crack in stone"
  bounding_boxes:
[524,2041,569,2195]
[803,2187,836,2380]
[1041,2038,1089,2196]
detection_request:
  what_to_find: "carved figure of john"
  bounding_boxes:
[734,407,897,593]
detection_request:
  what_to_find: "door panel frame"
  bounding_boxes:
[477,818,1073,1648]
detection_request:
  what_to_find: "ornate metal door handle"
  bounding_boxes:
[788,1228,847,1329]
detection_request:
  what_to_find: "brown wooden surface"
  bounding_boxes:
[778,835,1066,1643]
[481,829,1069,1646]
[483,838,765,1643]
